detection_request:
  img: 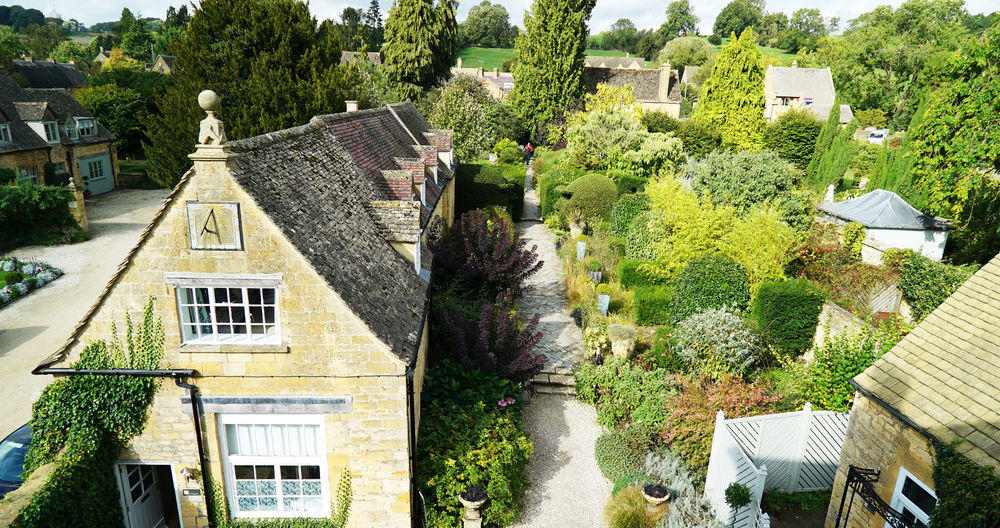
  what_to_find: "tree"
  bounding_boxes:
[713,0,762,38]
[509,0,596,139]
[460,1,517,48]
[693,27,765,151]
[659,0,699,40]
[0,25,25,64]
[364,0,384,51]
[432,0,459,79]
[0,6,44,31]
[143,0,345,187]
[806,95,841,181]
[763,107,823,169]
[164,5,191,29]
[758,12,788,47]
[777,8,826,53]
[423,74,517,160]
[152,25,185,56]
[114,8,137,43]
[23,22,69,59]
[120,18,154,63]
[382,0,439,96]
[603,18,639,52]
[335,7,367,51]
[657,36,714,69]
[49,40,88,64]
[77,84,146,156]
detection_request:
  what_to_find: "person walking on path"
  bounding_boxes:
[523,142,534,166]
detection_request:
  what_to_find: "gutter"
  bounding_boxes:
[32,368,211,502]
[407,278,432,528]
[848,378,942,444]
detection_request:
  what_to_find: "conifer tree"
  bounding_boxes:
[143,0,343,187]
[692,27,765,151]
[382,0,439,97]
[432,0,459,79]
[364,0,384,51]
[805,94,841,181]
[509,0,596,139]
[809,120,857,190]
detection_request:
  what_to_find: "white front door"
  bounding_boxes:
[117,463,167,528]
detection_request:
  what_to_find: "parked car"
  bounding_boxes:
[867,129,888,144]
[0,424,31,500]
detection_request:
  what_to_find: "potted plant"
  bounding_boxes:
[459,484,488,524]
[568,210,585,239]
[724,482,752,528]
[576,234,588,261]
[587,259,602,283]
[642,482,671,512]
[607,324,636,359]
[596,283,611,315]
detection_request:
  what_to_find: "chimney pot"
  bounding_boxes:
[346,100,359,112]
[457,57,463,68]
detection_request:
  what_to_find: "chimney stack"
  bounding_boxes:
[493,68,498,78]
[346,100,359,112]
[457,57,463,69]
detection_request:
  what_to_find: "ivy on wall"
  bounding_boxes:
[11,298,164,528]
[931,440,1000,527]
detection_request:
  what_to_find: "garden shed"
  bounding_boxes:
[817,189,953,261]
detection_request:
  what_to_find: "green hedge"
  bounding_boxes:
[454,162,525,221]
[619,260,658,288]
[899,253,978,321]
[668,254,750,324]
[607,169,649,195]
[565,173,618,222]
[537,165,584,217]
[0,184,78,251]
[610,194,650,238]
[752,279,825,355]
[634,285,673,325]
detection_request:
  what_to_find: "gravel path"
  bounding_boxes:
[511,394,610,528]
[511,166,609,527]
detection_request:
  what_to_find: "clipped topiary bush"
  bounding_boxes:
[634,285,672,325]
[494,138,522,165]
[641,111,680,134]
[619,260,658,288]
[607,169,648,195]
[595,429,646,482]
[752,279,825,356]
[454,163,525,220]
[668,254,750,324]
[674,307,764,379]
[675,118,722,158]
[610,194,650,237]
[564,173,619,222]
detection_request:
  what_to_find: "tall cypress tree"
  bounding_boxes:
[692,27,765,151]
[432,0,459,79]
[364,0,384,51]
[142,0,343,187]
[509,0,596,139]
[382,0,438,97]
[806,94,841,181]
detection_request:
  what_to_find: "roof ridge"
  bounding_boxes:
[226,119,324,151]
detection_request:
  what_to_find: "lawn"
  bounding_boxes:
[457,46,632,72]
[711,36,796,63]
[68,32,101,45]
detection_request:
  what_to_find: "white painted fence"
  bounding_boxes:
[704,403,850,528]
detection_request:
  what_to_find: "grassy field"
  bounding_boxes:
[713,37,796,63]
[457,46,632,71]
[68,32,101,45]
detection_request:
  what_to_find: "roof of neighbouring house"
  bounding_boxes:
[11,60,86,90]
[340,51,382,66]
[584,56,646,70]
[681,65,700,84]
[584,66,679,102]
[0,74,59,154]
[804,103,854,124]
[853,253,1000,472]
[818,189,953,231]
[153,54,176,70]
[766,65,836,104]
[25,88,115,145]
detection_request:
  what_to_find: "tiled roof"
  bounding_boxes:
[584,67,677,102]
[13,101,49,121]
[766,66,836,104]
[853,253,1000,471]
[818,189,953,231]
[25,88,116,145]
[227,119,429,363]
[155,54,176,69]
[0,74,51,154]
[584,56,646,70]
[11,60,86,89]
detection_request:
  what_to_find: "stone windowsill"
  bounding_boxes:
[178,343,289,354]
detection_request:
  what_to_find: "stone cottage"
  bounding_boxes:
[32,94,455,528]
[152,54,177,74]
[825,252,1000,528]
[584,62,682,117]
[451,59,515,100]
[0,72,118,195]
[764,63,853,124]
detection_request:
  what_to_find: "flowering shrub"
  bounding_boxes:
[673,308,764,379]
[0,256,63,305]
[584,325,611,357]
[660,376,780,476]
[575,357,676,429]
[417,362,533,528]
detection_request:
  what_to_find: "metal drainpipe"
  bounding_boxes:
[173,377,211,506]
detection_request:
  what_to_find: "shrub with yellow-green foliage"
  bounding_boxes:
[692,27,765,152]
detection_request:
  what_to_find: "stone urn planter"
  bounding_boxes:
[642,483,671,515]
[596,284,611,316]
[459,485,488,528]
[608,323,636,359]
[576,235,588,261]
[489,152,497,164]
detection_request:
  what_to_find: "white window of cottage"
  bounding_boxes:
[166,274,283,345]
[0,123,11,143]
[43,122,59,143]
[77,119,96,137]
[218,414,329,518]
[889,467,936,528]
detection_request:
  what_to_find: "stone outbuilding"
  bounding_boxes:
[32,96,456,528]
[0,72,119,195]
[818,189,954,262]
[826,252,1000,528]
[451,59,515,100]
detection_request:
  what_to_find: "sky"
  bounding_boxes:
[38,0,997,34]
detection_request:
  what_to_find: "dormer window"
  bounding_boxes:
[43,122,59,143]
[64,124,78,140]
[76,118,96,137]
[0,123,10,143]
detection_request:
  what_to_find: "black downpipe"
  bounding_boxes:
[174,377,211,505]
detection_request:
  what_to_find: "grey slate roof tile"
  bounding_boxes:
[12,60,86,89]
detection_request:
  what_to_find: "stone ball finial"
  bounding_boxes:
[198,90,221,112]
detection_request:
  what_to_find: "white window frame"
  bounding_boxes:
[76,118,96,137]
[86,159,106,182]
[43,121,59,143]
[217,414,330,519]
[889,467,936,528]
[0,123,11,143]
[166,273,283,346]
